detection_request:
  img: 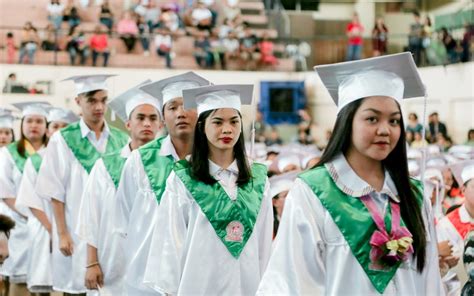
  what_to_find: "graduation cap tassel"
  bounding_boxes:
[250,87,257,160]
[419,93,428,182]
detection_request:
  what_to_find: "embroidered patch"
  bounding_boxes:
[225,221,244,242]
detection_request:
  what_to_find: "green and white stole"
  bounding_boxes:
[6,141,34,173]
[299,166,423,294]
[60,122,129,174]
[138,136,175,203]
[102,149,128,189]
[174,160,267,258]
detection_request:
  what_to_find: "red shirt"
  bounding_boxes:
[347,23,364,45]
[90,34,108,51]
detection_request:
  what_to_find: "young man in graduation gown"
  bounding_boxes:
[114,72,210,295]
[35,75,129,294]
[437,161,474,296]
[76,82,162,295]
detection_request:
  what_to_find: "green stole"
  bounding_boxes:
[174,160,267,259]
[138,136,175,203]
[6,141,33,173]
[298,166,423,294]
[102,148,128,189]
[60,122,129,174]
[29,153,43,173]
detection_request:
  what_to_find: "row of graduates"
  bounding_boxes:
[0,52,451,295]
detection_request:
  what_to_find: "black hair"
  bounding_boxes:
[409,112,418,120]
[313,98,427,272]
[17,117,48,158]
[81,89,103,99]
[7,32,13,38]
[413,11,420,17]
[190,109,251,186]
[468,129,474,139]
[0,214,15,239]
[446,204,462,215]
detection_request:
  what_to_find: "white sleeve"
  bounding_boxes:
[0,147,17,198]
[257,179,275,276]
[422,196,446,295]
[114,151,140,235]
[143,171,190,294]
[15,159,42,216]
[257,178,326,295]
[76,159,107,248]
[35,132,70,202]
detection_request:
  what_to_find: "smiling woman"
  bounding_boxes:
[257,53,444,295]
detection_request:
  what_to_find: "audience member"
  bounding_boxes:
[99,0,114,33]
[460,24,473,63]
[138,15,151,56]
[346,12,364,61]
[117,11,139,53]
[90,25,110,67]
[191,1,213,32]
[62,0,81,29]
[265,127,283,146]
[40,23,58,51]
[2,73,29,93]
[18,22,40,65]
[408,11,423,66]
[47,0,65,30]
[428,112,448,143]
[66,26,89,65]
[6,32,16,64]
[239,22,258,70]
[258,32,278,67]
[466,129,474,146]
[154,28,173,68]
[222,0,242,25]
[440,27,459,64]
[372,16,388,56]
[194,31,212,68]
[406,112,423,134]
[411,131,428,148]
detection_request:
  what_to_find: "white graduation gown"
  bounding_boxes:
[114,135,178,296]
[436,205,473,296]
[15,150,53,292]
[76,145,131,296]
[142,160,274,295]
[0,146,44,283]
[257,154,444,296]
[35,122,111,294]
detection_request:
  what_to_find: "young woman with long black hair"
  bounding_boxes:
[143,84,273,295]
[257,53,444,295]
[0,102,49,295]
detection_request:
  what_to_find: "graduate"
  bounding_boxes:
[114,72,210,295]
[269,171,299,237]
[143,84,274,295]
[257,53,444,295]
[0,102,49,295]
[437,161,474,296]
[0,109,15,147]
[76,82,162,295]
[15,107,79,294]
[35,75,129,294]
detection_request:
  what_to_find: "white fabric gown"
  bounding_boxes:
[142,164,274,296]
[114,135,178,296]
[76,145,131,296]
[256,154,444,296]
[35,128,109,293]
[0,146,40,283]
[15,150,53,292]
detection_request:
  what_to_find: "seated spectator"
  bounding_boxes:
[428,112,448,143]
[239,22,258,70]
[62,0,81,29]
[209,33,226,69]
[3,73,29,93]
[18,22,40,65]
[222,32,240,62]
[135,0,161,30]
[440,27,459,63]
[40,23,58,51]
[191,1,213,32]
[258,32,278,67]
[47,0,65,30]
[265,127,283,146]
[6,32,16,64]
[89,25,110,67]
[99,0,114,33]
[223,0,242,24]
[460,24,473,63]
[159,4,182,33]
[411,131,428,148]
[117,11,139,53]
[194,31,212,68]
[406,112,423,134]
[154,28,173,69]
[66,26,89,65]
[138,15,151,56]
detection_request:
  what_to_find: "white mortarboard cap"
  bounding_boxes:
[108,80,161,122]
[11,101,52,118]
[426,156,447,168]
[269,171,299,198]
[62,74,117,96]
[314,52,426,114]
[408,159,420,177]
[0,108,14,117]
[277,154,302,173]
[450,160,474,185]
[47,107,80,124]
[183,84,253,115]
[424,167,444,183]
[407,148,422,159]
[0,115,14,129]
[139,72,211,109]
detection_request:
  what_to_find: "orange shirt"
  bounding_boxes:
[90,34,108,51]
